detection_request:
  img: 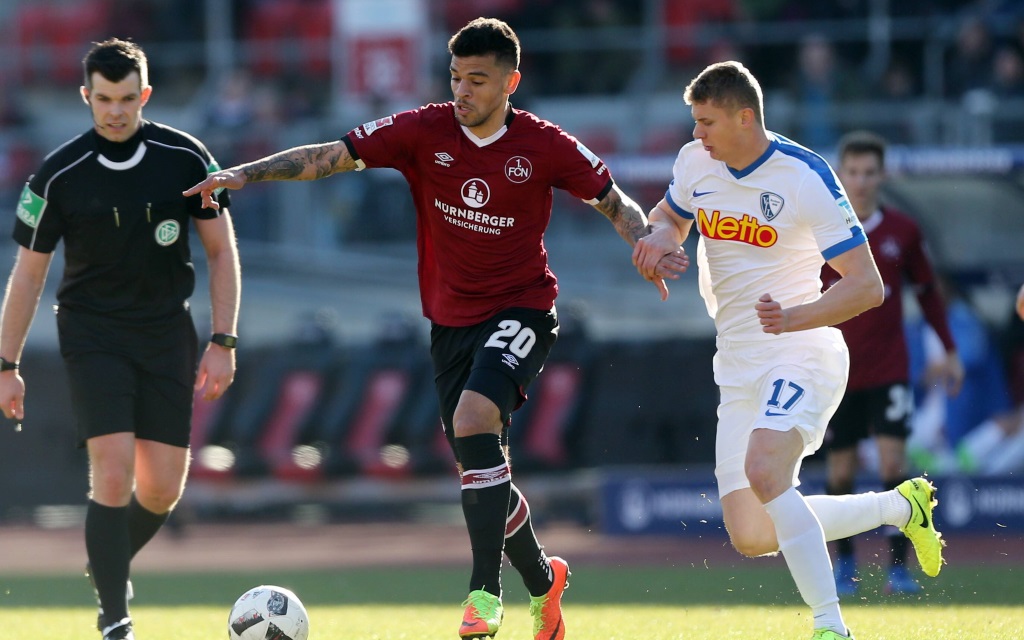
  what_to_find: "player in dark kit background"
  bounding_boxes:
[820,130,962,596]
[186,17,686,640]
[0,39,240,640]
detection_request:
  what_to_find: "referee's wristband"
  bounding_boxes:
[0,357,19,372]
[210,333,238,349]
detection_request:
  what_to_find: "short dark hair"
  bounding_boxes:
[684,61,764,126]
[448,17,520,70]
[83,38,149,89]
[837,130,887,168]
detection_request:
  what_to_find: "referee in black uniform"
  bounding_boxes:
[0,39,240,640]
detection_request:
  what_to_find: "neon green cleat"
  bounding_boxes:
[897,477,946,577]
[459,590,503,638]
[811,629,855,640]
[529,556,570,640]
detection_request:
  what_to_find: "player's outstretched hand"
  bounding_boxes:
[755,293,789,334]
[183,169,246,211]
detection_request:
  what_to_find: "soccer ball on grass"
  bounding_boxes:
[228,585,310,640]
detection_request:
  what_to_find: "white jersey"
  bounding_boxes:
[665,132,865,339]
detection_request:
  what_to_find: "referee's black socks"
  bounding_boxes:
[85,500,131,625]
[127,493,170,559]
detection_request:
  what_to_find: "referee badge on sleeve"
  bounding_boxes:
[17,183,45,228]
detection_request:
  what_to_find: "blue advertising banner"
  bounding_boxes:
[599,468,1024,536]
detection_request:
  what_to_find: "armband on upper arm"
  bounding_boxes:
[16,184,45,229]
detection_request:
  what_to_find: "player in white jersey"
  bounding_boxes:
[633,61,945,640]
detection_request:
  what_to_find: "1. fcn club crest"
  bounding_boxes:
[760,192,784,220]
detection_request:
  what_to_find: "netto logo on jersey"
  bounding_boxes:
[461,179,490,208]
[505,156,532,183]
[697,208,777,247]
[154,219,181,246]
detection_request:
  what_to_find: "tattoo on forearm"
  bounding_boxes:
[242,143,352,182]
[596,190,649,244]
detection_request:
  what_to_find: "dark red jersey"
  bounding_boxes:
[343,103,613,326]
[822,206,955,390]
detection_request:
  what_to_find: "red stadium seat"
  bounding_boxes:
[261,370,327,481]
[15,0,111,85]
[521,363,581,467]
[243,0,332,78]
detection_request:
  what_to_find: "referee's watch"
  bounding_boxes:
[0,357,19,372]
[210,333,238,349]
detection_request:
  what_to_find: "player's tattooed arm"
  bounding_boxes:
[241,142,357,182]
[593,184,651,246]
[183,141,358,209]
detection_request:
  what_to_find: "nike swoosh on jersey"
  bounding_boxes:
[764,410,788,417]
[692,189,715,198]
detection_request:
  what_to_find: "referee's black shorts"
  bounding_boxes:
[430,306,559,461]
[57,306,199,448]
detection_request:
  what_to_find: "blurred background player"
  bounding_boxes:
[185,17,685,640]
[820,130,962,596]
[0,39,240,640]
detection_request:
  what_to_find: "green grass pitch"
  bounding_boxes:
[3,564,1022,639]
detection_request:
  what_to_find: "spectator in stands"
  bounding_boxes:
[185,18,685,640]
[906,276,1012,471]
[788,34,863,152]
[820,131,962,597]
[872,59,921,144]
[633,60,943,640]
[204,70,256,132]
[0,82,27,127]
[957,407,1024,474]
[0,39,240,640]
[945,15,994,98]
[992,45,1024,98]
[663,0,739,70]
[956,293,1024,474]
[549,0,636,95]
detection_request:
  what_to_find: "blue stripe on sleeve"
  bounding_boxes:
[772,134,844,199]
[665,188,695,219]
[822,226,867,261]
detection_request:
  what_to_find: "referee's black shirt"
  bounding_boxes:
[13,121,230,323]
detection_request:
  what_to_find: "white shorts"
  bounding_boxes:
[713,327,849,498]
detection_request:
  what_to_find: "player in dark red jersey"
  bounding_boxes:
[186,17,685,640]
[820,130,963,596]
